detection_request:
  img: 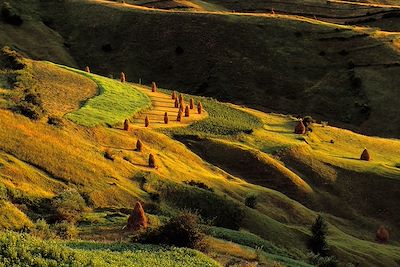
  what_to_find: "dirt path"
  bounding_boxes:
[131,85,207,129]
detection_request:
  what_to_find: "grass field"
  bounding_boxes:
[59,64,151,127]
[0,231,220,267]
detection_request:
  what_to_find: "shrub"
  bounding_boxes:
[149,154,156,168]
[360,148,370,161]
[47,116,64,127]
[51,189,87,223]
[127,202,148,231]
[308,253,338,267]
[1,2,23,26]
[183,180,213,192]
[137,211,206,250]
[30,219,55,239]
[244,195,257,209]
[136,139,143,152]
[308,215,329,257]
[53,221,79,239]
[124,119,130,131]
[302,116,314,128]
[376,225,389,243]
[164,112,169,124]
[151,82,157,92]
[120,72,126,82]
[15,102,44,120]
[145,116,149,127]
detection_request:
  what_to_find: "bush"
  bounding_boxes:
[47,116,64,127]
[183,180,213,192]
[137,211,206,250]
[244,194,257,209]
[30,219,56,239]
[15,101,44,120]
[51,189,87,222]
[1,2,23,26]
[308,253,338,267]
[53,221,79,239]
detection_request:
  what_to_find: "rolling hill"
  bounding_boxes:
[0,0,400,266]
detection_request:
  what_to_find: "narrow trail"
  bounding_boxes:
[130,85,208,129]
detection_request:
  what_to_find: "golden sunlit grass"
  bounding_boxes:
[0,201,33,230]
[31,61,98,116]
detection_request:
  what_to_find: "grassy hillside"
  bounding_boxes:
[33,0,400,138]
[1,56,400,265]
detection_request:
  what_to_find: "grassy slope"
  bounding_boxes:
[1,60,400,265]
[59,64,152,127]
[31,61,98,116]
[39,0,400,138]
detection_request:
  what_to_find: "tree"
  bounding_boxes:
[308,215,330,256]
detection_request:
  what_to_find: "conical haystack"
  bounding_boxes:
[145,116,149,127]
[85,66,90,73]
[197,102,203,114]
[376,225,389,243]
[177,111,182,122]
[185,106,190,117]
[149,154,156,168]
[120,72,126,83]
[123,119,130,131]
[172,91,177,100]
[174,98,179,108]
[136,140,143,152]
[151,82,157,92]
[164,112,169,124]
[127,202,148,231]
[294,121,306,134]
[189,98,194,109]
[360,148,370,161]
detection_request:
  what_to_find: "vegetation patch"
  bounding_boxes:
[161,91,262,136]
[0,231,219,267]
[59,65,151,127]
